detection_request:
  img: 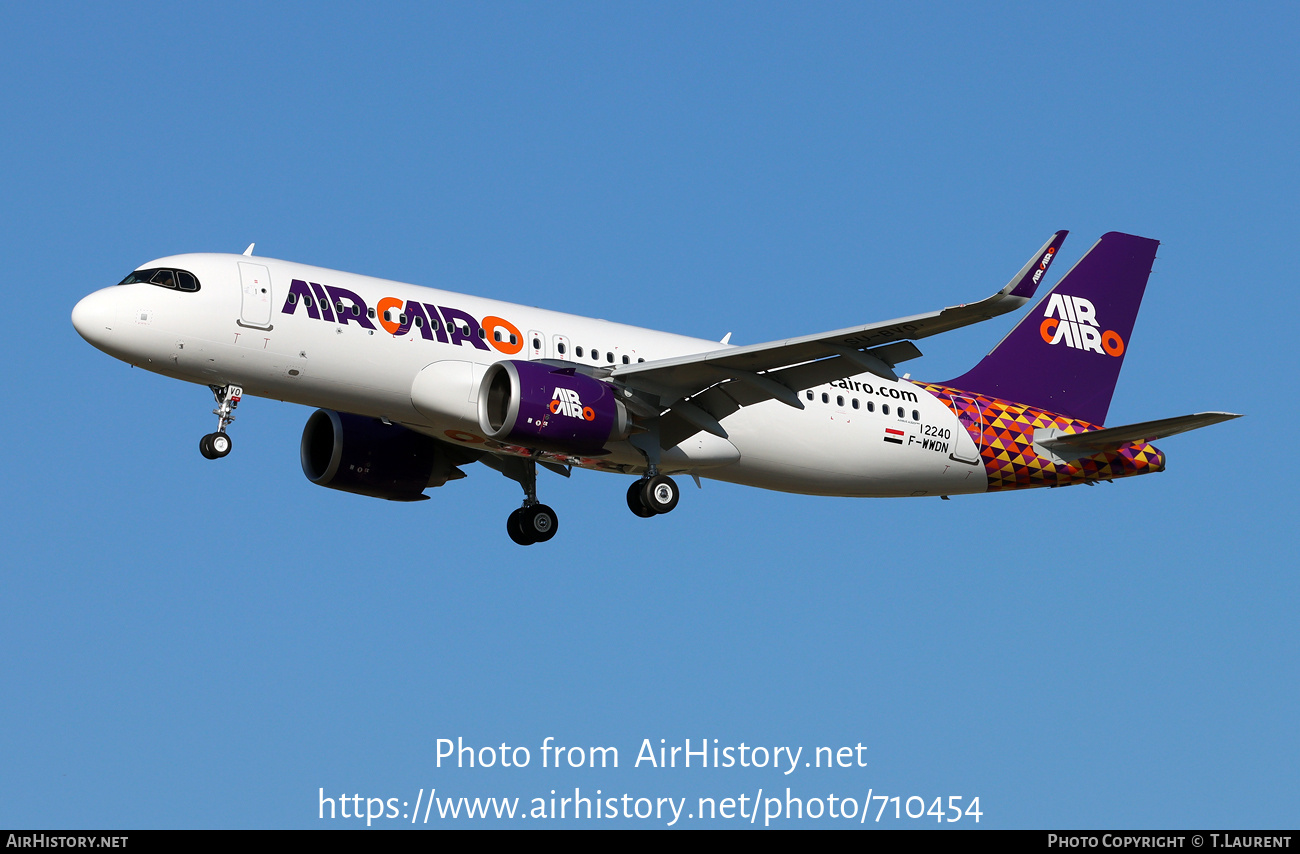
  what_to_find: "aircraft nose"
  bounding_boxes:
[71,288,118,350]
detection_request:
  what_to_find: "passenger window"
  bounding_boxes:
[852,399,859,409]
[558,342,567,355]
[622,355,630,364]
[288,293,298,304]
[532,337,541,350]
[821,393,829,404]
[367,307,375,319]
[912,409,919,420]
[607,353,614,364]
[414,316,423,328]
[806,391,814,401]
[837,396,844,407]
[883,404,890,415]
[868,401,875,412]
[576,346,584,357]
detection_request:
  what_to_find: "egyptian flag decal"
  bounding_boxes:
[883,428,905,445]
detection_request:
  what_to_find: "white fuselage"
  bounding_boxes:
[72,253,989,498]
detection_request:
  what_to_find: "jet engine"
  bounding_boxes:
[300,409,466,501]
[478,360,631,455]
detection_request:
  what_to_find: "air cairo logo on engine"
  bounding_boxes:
[550,387,596,421]
[1039,292,1124,357]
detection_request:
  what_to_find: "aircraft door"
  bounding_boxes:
[947,395,985,465]
[238,262,274,328]
[528,330,546,360]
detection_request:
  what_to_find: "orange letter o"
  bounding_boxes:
[483,316,524,355]
[1102,330,1125,357]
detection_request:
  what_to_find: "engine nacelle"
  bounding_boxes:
[301,409,463,501]
[478,360,630,455]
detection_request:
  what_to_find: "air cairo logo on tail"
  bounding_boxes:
[1039,293,1125,357]
[550,388,597,421]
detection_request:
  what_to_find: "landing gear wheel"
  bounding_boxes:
[208,432,232,458]
[641,474,680,514]
[523,504,558,542]
[199,434,216,459]
[626,479,656,518]
[507,508,532,546]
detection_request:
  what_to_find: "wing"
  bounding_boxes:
[608,231,1068,442]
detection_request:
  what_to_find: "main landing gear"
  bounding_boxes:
[493,450,680,543]
[506,457,558,546]
[199,384,241,460]
[625,428,681,519]
[626,473,680,518]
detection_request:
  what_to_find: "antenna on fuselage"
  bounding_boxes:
[242,243,255,256]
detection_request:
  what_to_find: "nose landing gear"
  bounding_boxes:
[199,431,232,459]
[199,384,241,460]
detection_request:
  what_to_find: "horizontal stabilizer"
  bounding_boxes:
[1036,411,1242,455]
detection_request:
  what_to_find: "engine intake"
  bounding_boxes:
[478,360,630,455]
[301,409,465,501]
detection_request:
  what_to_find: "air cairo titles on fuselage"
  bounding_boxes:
[280,278,526,355]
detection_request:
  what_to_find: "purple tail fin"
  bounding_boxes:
[941,232,1159,426]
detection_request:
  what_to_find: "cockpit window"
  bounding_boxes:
[118,267,201,292]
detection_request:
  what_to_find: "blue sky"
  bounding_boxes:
[3,2,1295,828]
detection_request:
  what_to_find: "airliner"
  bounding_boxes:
[71,231,1238,544]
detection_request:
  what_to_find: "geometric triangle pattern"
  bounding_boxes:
[917,382,1166,492]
